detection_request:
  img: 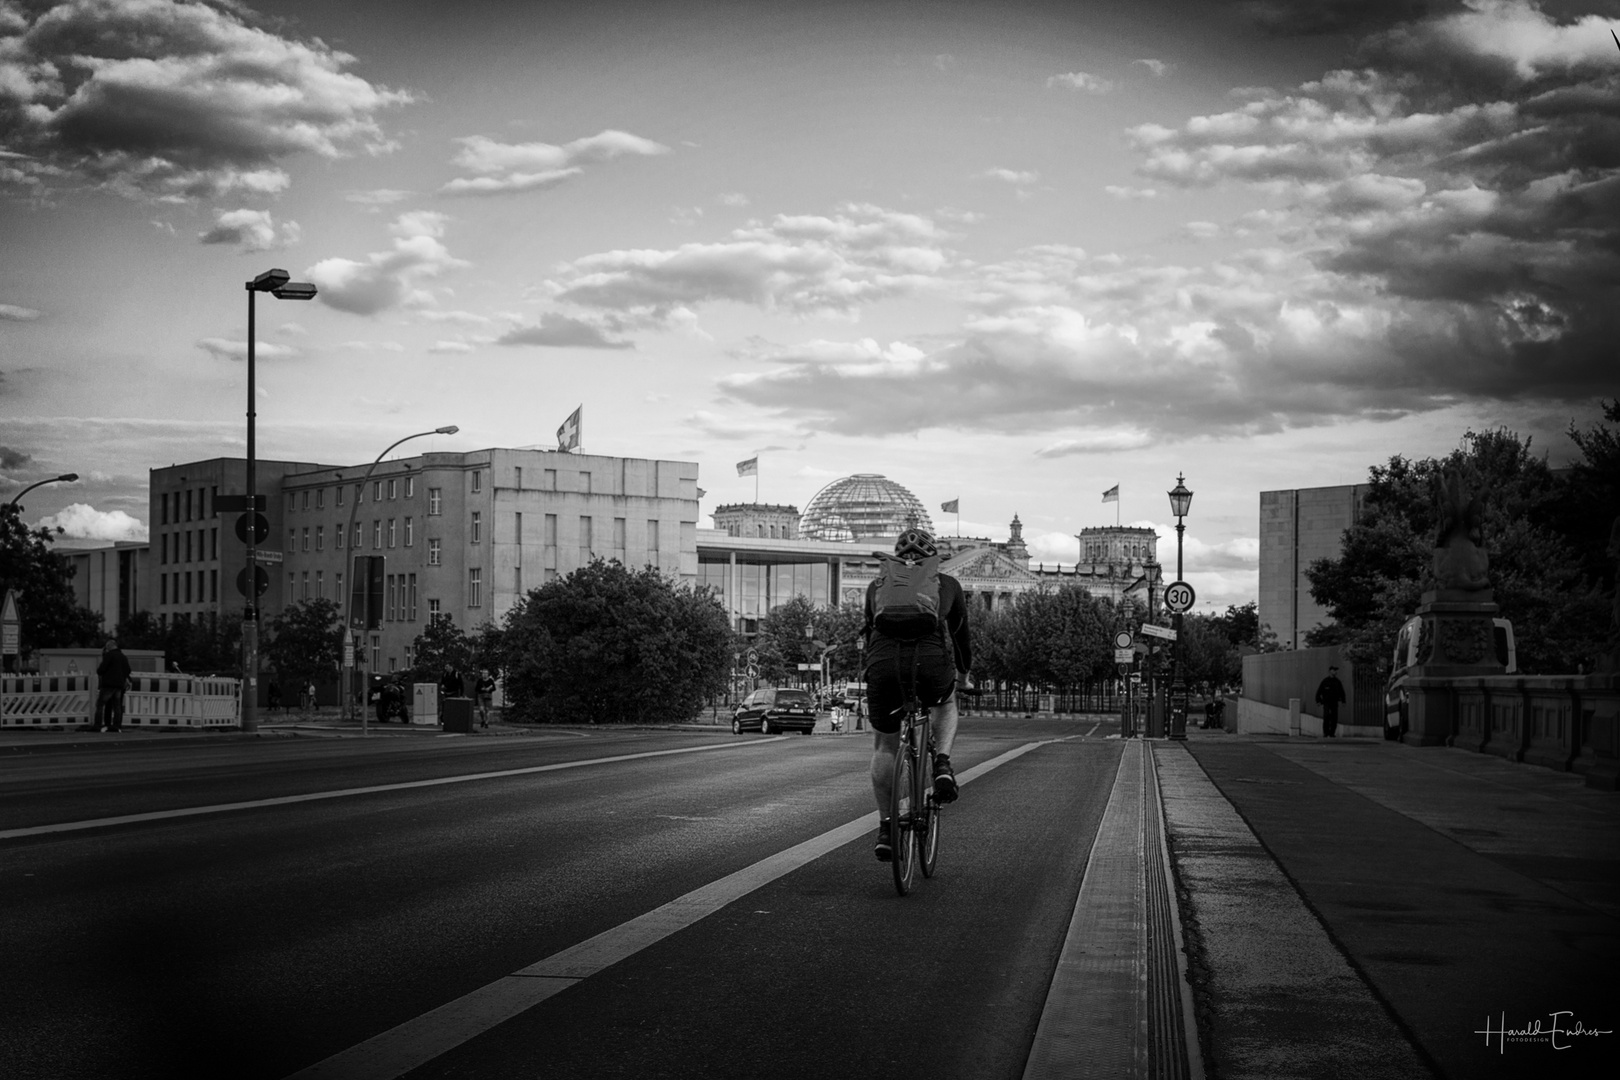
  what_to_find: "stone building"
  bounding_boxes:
[1258,484,1367,649]
[711,503,801,540]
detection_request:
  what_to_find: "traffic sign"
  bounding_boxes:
[342,632,355,668]
[235,512,270,544]
[253,549,283,564]
[746,648,758,664]
[1114,648,1134,663]
[236,566,269,597]
[1117,663,1132,676]
[746,664,759,679]
[1141,623,1177,641]
[1164,580,1196,614]
[214,494,266,513]
[1114,631,1133,650]
[1,589,18,656]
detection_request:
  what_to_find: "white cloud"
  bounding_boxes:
[0,303,42,320]
[1133,59,1171,78]
[37,503,147,541]
[441,129,668,195]
[1104,185,1158,200]
[1034,431,1156,456]
[305,211,468,315]
[718,192,749,207]
[345,189,413,206]
[1047,71,1113,93]
[428,340,475,354]
[496,313,633,349]
[983,168,1039,186]
[197,208,300,252]
[197,338,298,361]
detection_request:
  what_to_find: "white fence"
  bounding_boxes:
[0,674,242,729]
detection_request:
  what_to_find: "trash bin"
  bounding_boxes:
[442,696,474,734]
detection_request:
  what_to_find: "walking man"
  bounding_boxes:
[95,639,131,733]
[1315,664,1347,738]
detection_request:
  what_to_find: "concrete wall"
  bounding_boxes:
[1258,484,1367,649]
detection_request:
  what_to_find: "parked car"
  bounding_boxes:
[732,687,818,735]
[1383,614,1515,740]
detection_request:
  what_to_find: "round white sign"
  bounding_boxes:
[1164,580,1196,614]
[1114,631,1133,649]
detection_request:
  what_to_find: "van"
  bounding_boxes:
[1383,615,1515,740]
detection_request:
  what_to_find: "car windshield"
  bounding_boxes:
[775,690,813,705]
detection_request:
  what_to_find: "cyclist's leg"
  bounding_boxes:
[930,693,959,757]
[869,729,900,814]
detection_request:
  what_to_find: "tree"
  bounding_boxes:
[1177,612,1241,690]
[117,610,243,674]
[0,503,104,663]
[409,616,473,683]
[263,598,342,694]
[964,584,1115,689]
[496,559,731,724]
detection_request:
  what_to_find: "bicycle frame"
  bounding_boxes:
[890,701,940,896]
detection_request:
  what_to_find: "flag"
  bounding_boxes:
[696,487,707,499]
[736,456,758,477]
[556,405,582,452]
[941,498,959,514]
[1102,484,1119,503]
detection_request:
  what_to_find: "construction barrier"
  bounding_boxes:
[0,674,241,729]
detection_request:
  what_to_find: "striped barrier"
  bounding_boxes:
[0,674,241,729]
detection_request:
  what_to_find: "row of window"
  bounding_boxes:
[1084,545,1152,562]
[160,528,218,565]
[159,569,218,606]
[159,486,215,526]
[286,471,488,515]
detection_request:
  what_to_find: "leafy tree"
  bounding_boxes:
[116,609,243,674]
[965,584,1116,689]
[1176,612,1241,690]
[496,559,731,724]
[1306,426,1613,673]
[0,503,105,663]
[1221,602,1259,648]
[409,616,473,683]
[263,598,342,694]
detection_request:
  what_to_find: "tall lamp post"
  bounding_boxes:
[1167,473,1194,739]
[340,425,460,732]
[242,269,317,733]
[7,473,79,509]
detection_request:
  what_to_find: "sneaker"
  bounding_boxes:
[874,820,893,862]
[932,755,959,804]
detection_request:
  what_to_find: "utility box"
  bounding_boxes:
[442,697,474,734]
[413,683,439,726]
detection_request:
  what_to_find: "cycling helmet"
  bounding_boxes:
[894,527,938,560]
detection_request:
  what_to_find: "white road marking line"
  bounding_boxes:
[1086,723,1100,738]
[0,739,788,841]
[286,738,1055,1080]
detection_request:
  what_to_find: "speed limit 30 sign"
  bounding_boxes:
[1164,580,1196,614]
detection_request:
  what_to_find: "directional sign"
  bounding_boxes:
[1114,631,1133,650]
[236,566,269,598]
[1114,648,1135,663]
[342,632,355,668]
[1164,580,1196,614]
[253,549,283,564]
[235,512,270,544]
[1141,623,1177,641]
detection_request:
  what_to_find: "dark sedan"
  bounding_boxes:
[732,688,818,735]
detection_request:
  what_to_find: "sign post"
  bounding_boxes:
[1,589,19,666]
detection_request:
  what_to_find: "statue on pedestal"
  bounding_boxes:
[1433,470,1490,593]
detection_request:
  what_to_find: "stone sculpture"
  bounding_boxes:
[1433,470,1490,592]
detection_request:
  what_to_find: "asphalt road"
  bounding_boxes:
[1,716,1121,1080]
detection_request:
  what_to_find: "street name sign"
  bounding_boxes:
[253,549,283,564]
[1141,623,1177,641]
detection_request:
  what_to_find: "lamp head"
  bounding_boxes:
[270,282,317,301]
[250,268,291,292]
[1168,473,1193,518]
[435,425,459,435]
[58,473,79,483]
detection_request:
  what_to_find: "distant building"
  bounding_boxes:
[800,474,933,541]
[711,503,801,539]
[64,541,150,634]
[1258,484,1368,649]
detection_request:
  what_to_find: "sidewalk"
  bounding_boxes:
[1157,731,1619,1080]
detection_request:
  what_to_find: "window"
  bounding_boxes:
[352,522,362,550]
[374,480,383,501]
[579,516,592,556]
[514,467,522,489]
[514,513,522,565]
[408,573,418,621]
[469,568,482,607]
[160,534,168,565]
[301,570,309,599]
[613,517,626,553]
[185,490,193,521]
[183,573,190,603]
[336,571,343,603]
[288,572,295,596]
[404,645,413,669]
[471,511,481,544]
[302,527,310,553]
[372,635,380,670]
[404,517,413,547]
[388,657,397,673]
[373,520,382,549]
[316,487,325,510]
[316,525,325,552]
[211,527,218,560]
[405,476,414,498]
[160,493,169,526]
[428,538,441,565]
[287,493,296,514]
[544,513,557,547]
[388,478,397,500]
[316,570,324,598]
[336,484,345,508]
[543,469,556,490]
[580,471,591,494]
[471,470,482,493]
[336,524,344,550]
[210,569,217,602]
[185,531,193,562]
[428,488,442,515]
[514,566,522,596]
[354,482,364,505]
[302,490,310,511]
[288,528,296,551]
[428,598,442,622]
[387,574,396,621]
[161,574,167,604]
[648,520,659,554]
[388,519,397,548]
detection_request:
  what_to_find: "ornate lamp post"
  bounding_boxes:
[340,425,459,732]
[7,473,79,509]
[1166,473,1194,739]
[242,269,317,733]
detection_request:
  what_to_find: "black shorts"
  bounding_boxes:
[863,636,956,735]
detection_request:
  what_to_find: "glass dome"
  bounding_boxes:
[800,474,934,543]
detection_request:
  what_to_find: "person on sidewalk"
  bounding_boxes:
[95,639,131,733]
[267,680,282,714]
[1315,665,1347,738]
[475,671,495,727]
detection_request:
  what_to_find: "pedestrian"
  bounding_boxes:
[303,680,316,714]
[1315,664,1347,738]
[267,680,282,714]
[440,667,461,701]
[95,639,131,733]
[475,670,495,727]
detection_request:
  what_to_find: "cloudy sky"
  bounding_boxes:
[3,0,1616,614]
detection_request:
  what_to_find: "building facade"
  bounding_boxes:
[65,541,150,634]
[711,503,801,540]
[1258,484,1367,649]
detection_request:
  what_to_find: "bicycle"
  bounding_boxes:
[888,692,942,896]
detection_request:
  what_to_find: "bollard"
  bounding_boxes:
[1288,697,1301,736]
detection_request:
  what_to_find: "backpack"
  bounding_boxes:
[872,553,944,641]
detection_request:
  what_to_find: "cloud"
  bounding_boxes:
[496,313,633,349]
[717,192,749,207]
[1133,58,1172,78]
[0,0,410,200]
[427,340,475,354]
[305,211,468,315]
[441,129,668,195]
[36,503,147,542]
[197,338,298,362]
[550,202,955,325]
[0,303,42,320]
[933,54,956,71]
[0,445,33,469]
[1104,185,1159,200]
[1047,71,1114,93]
[1033,432,1157,456]
[344,188,412,206]
[197,208,300,252]
[983,167,1039,186]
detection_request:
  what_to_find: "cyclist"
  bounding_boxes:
[863,527,972,861]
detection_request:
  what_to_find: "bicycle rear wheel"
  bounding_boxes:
[920,750,942,878]
[889,738,917,896]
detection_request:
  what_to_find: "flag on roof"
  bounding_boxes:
[557,404,582,452]
[736,456,758,477]
[941,498,959,514]
[1102,484,1119,503]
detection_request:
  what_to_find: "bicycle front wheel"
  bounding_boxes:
[920,752,942,878]
[890,740,917,896]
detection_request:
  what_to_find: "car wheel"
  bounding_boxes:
[731,718,741,735]
[761,717,771,735]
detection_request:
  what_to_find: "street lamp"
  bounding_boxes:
[7,473,79,509]
[341,425,460,733]
[242,268,317,734]
[1167,473,1194,739]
